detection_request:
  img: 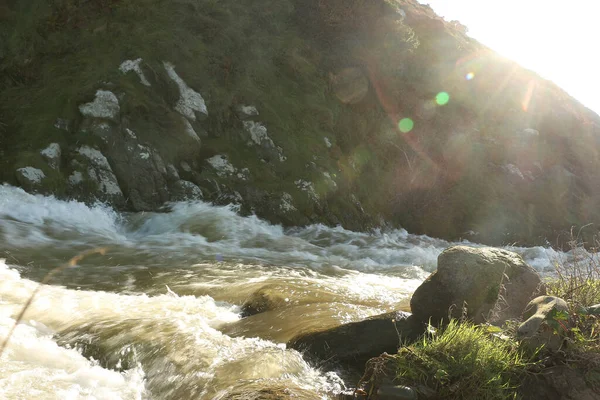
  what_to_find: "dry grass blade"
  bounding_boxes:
[0,247,107,357]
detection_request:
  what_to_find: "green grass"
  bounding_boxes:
[394,320,531,400]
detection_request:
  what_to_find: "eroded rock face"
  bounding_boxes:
[518,296,570,352]
[410,246,544,325]
[287,311,422,370]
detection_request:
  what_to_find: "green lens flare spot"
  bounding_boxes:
[436,92,450,105]
[398,118,414,133]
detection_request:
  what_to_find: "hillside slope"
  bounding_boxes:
[1,0,599,246]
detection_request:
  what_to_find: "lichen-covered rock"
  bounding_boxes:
[410,246,544,325]
[169,180,203,201]
[517,296,570,352]
[75,146,125,206]
[40,143,61,170]
[206,155,236,177]
[163,62,207,121]
[295,180,319,202]
[15,167,45,191]
[235,104,259,120]
[288,311,422,370]
[105,128,169,211]
[119,58,150,86]
[78,90,120,122]
[78,118,115,144]
[241,121,284,162]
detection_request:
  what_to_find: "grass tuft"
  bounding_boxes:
[394,320,531,400]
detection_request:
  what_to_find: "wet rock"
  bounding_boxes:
[236,104,259,120]
[78,90,120,122]
[330,67,369,105]
[376,384,418,400]
[518,296,570,352]
[241,286,290,317]
[288,311,422,370]
[75,146,126,207]
[169,180,203,201]
[119,58,150,86]
[15,167,45,191]
[410,246,544,325]
[165,164,180,183]
[40,143,61,170]
[163,62,207,121]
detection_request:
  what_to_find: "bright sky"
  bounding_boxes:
[419,0,600,115]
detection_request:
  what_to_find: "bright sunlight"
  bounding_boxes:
[421,0,600,114]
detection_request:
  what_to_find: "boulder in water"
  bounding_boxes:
[15,167,46,191]
[241,286,291,317]
[287,311,422,370]
[410,246,544,325]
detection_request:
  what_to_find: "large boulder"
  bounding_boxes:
[410,246,544,325]
[105,128,170,211]
[517,296,570,352]
[287,311,422,370]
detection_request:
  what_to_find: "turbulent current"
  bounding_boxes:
[0,184,561,399]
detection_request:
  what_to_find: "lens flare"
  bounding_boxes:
[435,92,450,106]
[466,72,474,80]
[398,118,414,133]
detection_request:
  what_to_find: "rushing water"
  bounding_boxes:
[0,184,561,399]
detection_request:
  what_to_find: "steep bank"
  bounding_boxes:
[1,0,600,246]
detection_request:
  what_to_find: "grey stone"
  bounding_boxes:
[75,146,126,207]
[410,246,544,325]
[163,62,207,121]
[16,167,45,191]
[40,143,61,170]
[288,311,423,370]
[78,90,120,122]
[105,128,169,211]
[236,104,259,120]
[518,296,569,352]
[169,180,203,202]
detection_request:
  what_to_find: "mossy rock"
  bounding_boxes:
[410,246,544,325]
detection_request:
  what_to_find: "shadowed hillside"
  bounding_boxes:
[1,0,599,246]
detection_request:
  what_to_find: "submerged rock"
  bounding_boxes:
[241,286,290,317]
[288,311,422,370]
[410,246,544,325]
[518,295,570,352]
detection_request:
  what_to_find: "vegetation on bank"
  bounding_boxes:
[358,237,600,399]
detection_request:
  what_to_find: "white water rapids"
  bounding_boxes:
[0,184,562,399]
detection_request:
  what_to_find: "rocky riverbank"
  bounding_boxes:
[2,0,600,246]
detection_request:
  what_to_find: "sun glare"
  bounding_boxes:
[421,0,600,113]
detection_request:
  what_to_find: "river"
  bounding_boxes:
[0,184,560,399]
